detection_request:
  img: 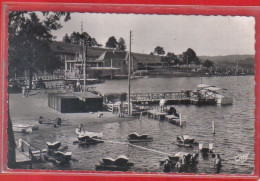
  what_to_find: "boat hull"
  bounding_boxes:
[13,125,33,133]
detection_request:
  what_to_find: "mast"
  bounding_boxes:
[128,31,132,115]
[81,22,86,93]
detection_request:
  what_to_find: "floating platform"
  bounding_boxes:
[147,110,168,120]
[147,110,186,127]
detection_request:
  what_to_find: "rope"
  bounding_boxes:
[92,138,170,156]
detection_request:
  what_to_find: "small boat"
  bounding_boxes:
[199,143,214,157]
[38,116,63,126]
[95,155,134,171]
[46,141,61,150]
[127,132,153,143]
[13,124,33,133]
[53,151,72,163]
[75,126,103,139]
[177,135,195,144]
[77,135,104,146]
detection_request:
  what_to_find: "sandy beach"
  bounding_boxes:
[9,89,134,147]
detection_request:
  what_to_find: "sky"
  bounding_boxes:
[51,13,255,56]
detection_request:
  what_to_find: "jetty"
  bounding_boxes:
[129,91,191,104]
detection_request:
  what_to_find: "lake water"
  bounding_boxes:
[15,76,255,174]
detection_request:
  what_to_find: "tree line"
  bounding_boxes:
[152,46,214,69]
[62,33,127,51]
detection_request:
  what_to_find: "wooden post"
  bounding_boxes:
[180,113,182,127]
[212,121,215,134]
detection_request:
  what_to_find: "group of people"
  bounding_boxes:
[163,153,198,173]
[163,153,222,173]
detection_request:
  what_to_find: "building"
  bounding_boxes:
[50,41,164,79]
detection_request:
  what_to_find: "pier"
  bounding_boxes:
[129,91,191,104]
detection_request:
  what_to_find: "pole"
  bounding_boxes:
[83,40,86,93]
[128,31,132,115]
[212,121,215,134]
[186,55,189,75]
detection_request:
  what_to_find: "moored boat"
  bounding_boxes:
[95,155,134,171]
[53,151,72,163]
[176,135,197,147]
[75,124,103,138]
[77,135,104,146]
[46,141,61,151]
[13,124,33,133]
[127,132,153,143]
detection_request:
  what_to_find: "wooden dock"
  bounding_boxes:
[129,91,191,104]
[147,109,186,127]
[16,150,32,168]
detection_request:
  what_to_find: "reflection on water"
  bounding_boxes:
[18,76,255,174]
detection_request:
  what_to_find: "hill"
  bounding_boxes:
[198,55,255,69]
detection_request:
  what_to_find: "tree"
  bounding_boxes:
[69,31,101,47]
[62,33,71,43]
[161,52,176,67]
[202,59,214,69]
[8,11,70,169]
[117,37,126,51]
[8,11,71,89]
[154,46,165,55]
[106,36,118,49]
[183,48,201,65]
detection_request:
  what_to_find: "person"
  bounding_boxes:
[190,153,198,166]
[119,101,124,118]
[22,86,26,97]
[168,107,179,118]
[76,79,81,92]
[163,159,171,173]
[175,159,182,172]
[159,98,166,112]
[214,154,222,171]
[78,124,84,133]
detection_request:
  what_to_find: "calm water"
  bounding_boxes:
[17,76,255,174]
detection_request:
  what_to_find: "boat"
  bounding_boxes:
[193,84,233,105]
[127,132,153,143]
[176,135,197,147]
[46,141,61,150]
[77,135,104,146]
[95,155,134,171]
[38,116,63,126]
[13,124,33,133]
[177,135,195,144]
[75,125,103,139]
[199,143,214,157]
[53,151,72,163]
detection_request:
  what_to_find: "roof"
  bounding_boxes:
[50,41,162,64]
[96,51,128,61]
